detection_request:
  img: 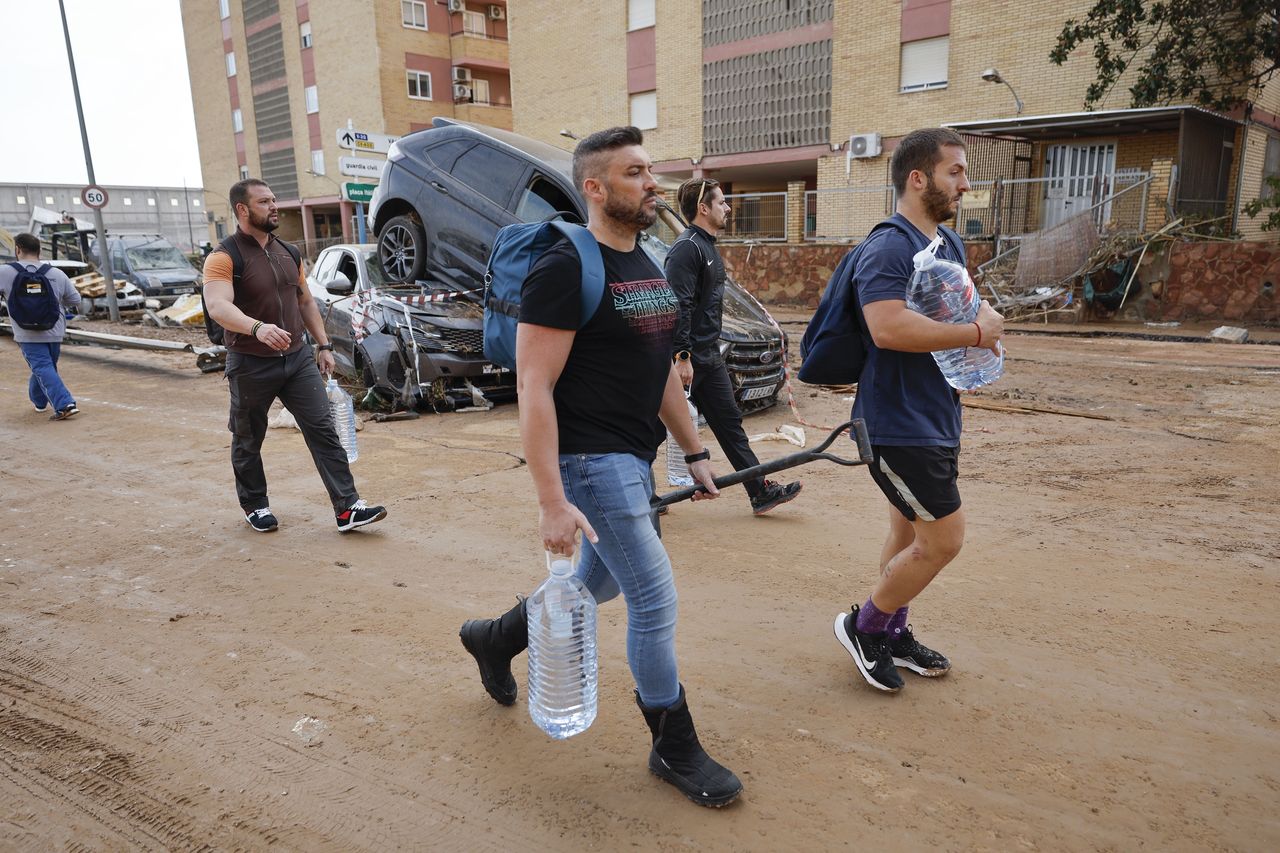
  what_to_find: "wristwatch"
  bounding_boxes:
[316,343,334,352]
[673,350,691,363]
[684,449,711,464]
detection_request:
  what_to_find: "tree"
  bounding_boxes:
[1242,176,1280,230]
[1050,0,1280,111]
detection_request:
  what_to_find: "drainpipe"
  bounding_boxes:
[1230,102,1253,234]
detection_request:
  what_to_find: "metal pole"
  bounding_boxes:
[58,0,118,320]
[356,202,367,243]
[183,180,195,252]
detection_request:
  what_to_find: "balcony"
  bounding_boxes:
[449,31,509,66]
[451,100,513,130]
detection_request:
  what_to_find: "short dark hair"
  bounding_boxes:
[677,177,721,222]
[890,128,967,195]
[572,126,644,191]
[14,232,40,256]
[229,178,271,213]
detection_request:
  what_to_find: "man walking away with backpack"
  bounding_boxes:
[831,128,1004,694]
[0,233,82,420]
[666,178,801,516]
[202,179,385,534]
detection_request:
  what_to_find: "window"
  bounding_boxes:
[240,166,250,180]
[123,197,132,206]
[193,198,202,207]
[148,197,157,206]
[225,51,236,77]
[15,195,25,205]
[899,36,948,92]
[311,150,326,175]
[515,176,576,223]
[219,0,229,20]
[170,198,180,206]
[71,197,81,205]
[407,70,432,100]
[448,144,522,207]
[628,0,655,30]
[305,85,319,114]
[402,0,427,29]
[1264,136,1280,201]
[45,195,54,204]
[300,21,312,48]
[462,10,486,36]
[470,77,490,105]
[630,90,657,130]
[232,108,243,133]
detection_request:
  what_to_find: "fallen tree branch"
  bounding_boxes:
[962,397,1113,420]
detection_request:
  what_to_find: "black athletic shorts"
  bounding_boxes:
[867,444,962,522]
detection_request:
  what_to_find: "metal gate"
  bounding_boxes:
[1044,143,1116,229]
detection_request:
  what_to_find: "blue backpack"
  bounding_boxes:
[4,262,62,332]
[799,217,963,385]
[482,220,605,371]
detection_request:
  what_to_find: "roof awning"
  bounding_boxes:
[944,105,1239,141]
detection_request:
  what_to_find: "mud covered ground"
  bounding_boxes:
[0,321,1277,851]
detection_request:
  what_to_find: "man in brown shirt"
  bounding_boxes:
[203,178,386,533]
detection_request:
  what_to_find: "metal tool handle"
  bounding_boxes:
[653,419,872,508]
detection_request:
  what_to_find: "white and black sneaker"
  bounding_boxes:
[244,507,279,532]
[833,605,904,693]
[890,625,951,677]
[336,499,386,533]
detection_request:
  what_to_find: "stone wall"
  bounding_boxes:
[1155,241,1280,324]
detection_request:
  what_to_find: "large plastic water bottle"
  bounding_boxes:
[665,391,698,487]
[326,378,359,463]
[907,235,1005,391]
[527,552,598,739]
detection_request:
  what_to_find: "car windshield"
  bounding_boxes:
[360,250,392,287]
[126,242,192,271]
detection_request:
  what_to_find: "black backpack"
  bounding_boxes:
[4,262,62,331]
[201,235,302,345]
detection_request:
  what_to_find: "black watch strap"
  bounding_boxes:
[684,449,711,464]
[316,343,334,352]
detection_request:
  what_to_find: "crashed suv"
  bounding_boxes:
[368,118,786,413]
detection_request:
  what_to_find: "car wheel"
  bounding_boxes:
[378,214,427,284]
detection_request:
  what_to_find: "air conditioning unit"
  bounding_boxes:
[451,66,472,83]
[847,132,882,159]
[453,84,472,100]
[447,0,465,12]
[488,4,505,19]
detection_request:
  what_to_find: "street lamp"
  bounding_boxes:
[981,67,1024,115]
[559,129,579,140]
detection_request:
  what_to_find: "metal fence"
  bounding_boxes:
[722,191,788,242]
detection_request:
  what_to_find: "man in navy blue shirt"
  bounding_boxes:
[833,128,1005,693]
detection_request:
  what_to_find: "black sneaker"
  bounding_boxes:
[750,480,802,515]
[50,404,79,421]
[833,605,904,693]
[890,625,951,677]
[244,507,278,532]
[336,499,386,532]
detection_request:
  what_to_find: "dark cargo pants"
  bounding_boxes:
[688,357,763,499]
[225,346,358,514]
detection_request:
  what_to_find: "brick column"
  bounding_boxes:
[1146,158,1173,232]
[787,180,805,243]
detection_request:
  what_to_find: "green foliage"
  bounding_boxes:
[1242,175,1280,231]
[1051,0,1280,110]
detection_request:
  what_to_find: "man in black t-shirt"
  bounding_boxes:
[460,127,743,808]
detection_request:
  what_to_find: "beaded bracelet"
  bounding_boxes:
[251,320,263,338]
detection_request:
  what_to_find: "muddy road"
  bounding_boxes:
[1,327,1277,851]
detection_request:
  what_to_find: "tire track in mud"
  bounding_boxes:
[0,639,541,850]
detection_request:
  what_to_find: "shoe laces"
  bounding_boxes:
[349,499,369,511]
[249,508,273,519]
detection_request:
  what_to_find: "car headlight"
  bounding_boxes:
[399,319,445,351]
[718,340,732,357]
[147,275,163,291]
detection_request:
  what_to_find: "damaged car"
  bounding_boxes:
[369,118,786,413]
[306,243,514,410]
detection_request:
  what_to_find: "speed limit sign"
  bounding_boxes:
[81,185,108,209]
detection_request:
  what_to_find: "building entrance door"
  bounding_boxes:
[1044,142,1116,229]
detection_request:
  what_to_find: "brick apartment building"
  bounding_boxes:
[180,0,511,251]
[508,0,1280,242]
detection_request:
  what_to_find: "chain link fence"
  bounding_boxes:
[722,191,788,242]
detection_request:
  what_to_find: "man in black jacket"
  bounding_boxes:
[665,178,801,516]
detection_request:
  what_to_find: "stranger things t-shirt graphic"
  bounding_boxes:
[520,239,678,460]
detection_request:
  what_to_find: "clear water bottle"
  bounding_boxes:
[326,377,359,463]
[907,235,1005,391]
[665,391,698,487]
[527,552,598,740]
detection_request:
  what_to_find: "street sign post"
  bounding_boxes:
[342,183,376,204]
[339,156,383,179]
[81,185,108,209]
[335,128,399,154]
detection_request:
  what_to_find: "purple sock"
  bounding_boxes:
[888,607,909,639]
[855,598,893,634]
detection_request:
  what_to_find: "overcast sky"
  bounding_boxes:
[4,0,204,189]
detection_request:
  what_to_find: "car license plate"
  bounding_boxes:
[482,363,510,374]
[741,384,777,401]
[172,287,194,294]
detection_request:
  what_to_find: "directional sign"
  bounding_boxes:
[335,128,399,154]
[339,156,383,179]
[342,182,377,204]
[81,185,108,209]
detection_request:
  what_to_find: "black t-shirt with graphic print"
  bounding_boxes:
[519,237,677,462]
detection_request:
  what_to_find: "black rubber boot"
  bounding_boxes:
[459,598,528,706]
[636,685,743,807]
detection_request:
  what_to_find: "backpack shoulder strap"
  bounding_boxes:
[6,261,26,274]
[938,224,966,264]
[271,236,303,268]
[34,263,52,277]
[217,236,244,284]
[549,221,605,327]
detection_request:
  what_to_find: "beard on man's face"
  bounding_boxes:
[923,174,960,223]
[249,209,279,233]
[603,189,658,230]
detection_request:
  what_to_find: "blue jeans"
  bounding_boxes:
[559,452,681,708]
[18,342,74,412]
